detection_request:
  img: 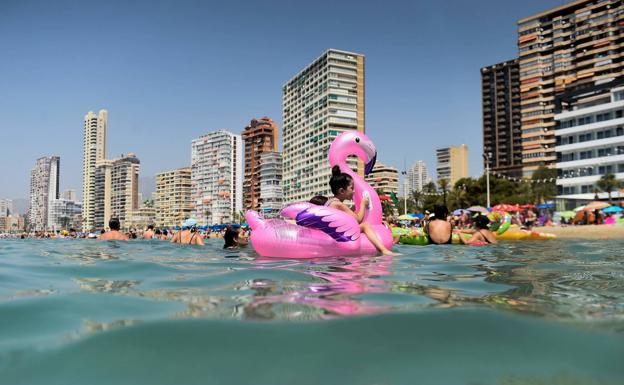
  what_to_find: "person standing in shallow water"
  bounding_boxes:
[99,218,129,241]
[425,205,453,245]
[171,219,204,246]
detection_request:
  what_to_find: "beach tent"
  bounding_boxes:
[603,206,623,213]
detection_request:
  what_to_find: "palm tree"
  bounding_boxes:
[438,178,450,206]
[596,173,623,203]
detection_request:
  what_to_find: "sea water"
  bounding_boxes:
[0,238,622,385]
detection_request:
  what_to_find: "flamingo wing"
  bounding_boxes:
[295,205,361,242]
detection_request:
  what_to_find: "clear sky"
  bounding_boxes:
[0,0,568,201]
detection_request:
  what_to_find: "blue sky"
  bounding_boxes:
[0,0,567,200]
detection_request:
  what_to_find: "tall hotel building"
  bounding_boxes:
[556,84,624,199]
[436,145,469,186]
[28,156,60,231]
[518,0,624,176]
[242,117,279,211]
[93,154,140,229]
[406,160,431,194]
[481,59,523,178]
[155,167,192,227]
[282,49,365,202]
[258,152,284,217]
[191,130,243,224]
[365,162,399,196]
[82,110,107,230]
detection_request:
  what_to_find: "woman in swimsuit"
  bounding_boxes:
[457,215,497,245]
[426,205,453,245]
[171,218,205,246]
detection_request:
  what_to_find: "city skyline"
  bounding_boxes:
[0,0,568,200]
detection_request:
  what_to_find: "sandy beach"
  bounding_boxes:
[533,224,624,239]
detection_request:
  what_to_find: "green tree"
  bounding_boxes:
[596,173,623,203]
[438,178,450,206]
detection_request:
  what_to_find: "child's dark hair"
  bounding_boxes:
[474,215,490,230]
[433,205,449,220]
[329,165,353,195]
[310,195,328,205]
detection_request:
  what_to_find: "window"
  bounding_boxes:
[613,90,624,101]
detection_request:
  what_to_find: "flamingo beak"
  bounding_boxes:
[364,152,377,175]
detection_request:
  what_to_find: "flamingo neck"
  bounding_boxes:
[337,161,382,225]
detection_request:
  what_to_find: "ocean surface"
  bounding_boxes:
[0,238,623,385]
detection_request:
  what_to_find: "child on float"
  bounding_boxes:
[324,166,397,255]
[455,214,497,245]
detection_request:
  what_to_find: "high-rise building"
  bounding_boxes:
[258,152,283,218]
[436,145,469,186]
[191,130,243,224]
[155,167,192,228]
[555,84,624,200]
[93,154,140,229]
[48,199,82,231]
[365,162,399,196]
[82,110,107,230]
[62,189,77,201]
[518,0,624,176]
[481,59,523,178]
[0,199,12,217]
[28,156,60,231]
[406,160,431,194]
[242,117,279,211]
[282,49,365,202]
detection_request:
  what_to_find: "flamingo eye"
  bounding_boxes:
[355,137,360,143]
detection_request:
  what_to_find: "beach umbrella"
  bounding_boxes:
[520,204,535,209]
[491,204,519,212]
[453,209,469,216]
[584,201,610,211]
[557,211,576,219]
[397,214,415,220]
[467,205,489,214]
[573,205,586,212]
[409,213,425,219]
[536,203,555,209]
[603,205,624,213]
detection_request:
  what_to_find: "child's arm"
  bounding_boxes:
[331,200,366,223]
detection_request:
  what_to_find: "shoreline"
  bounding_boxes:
[532,224,624,239]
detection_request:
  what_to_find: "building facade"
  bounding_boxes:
[191,130,243,224]
[282,49,365,202]
[82,110,108,230]
[406,160,431,194]
[93,154,140,230]
[365,162,399,196]
[481,59,523,178]
[48,199,82,231]
[242,117,279,211]
[0,199,12,217]
[518,0,624,176]
[155,167,192,228]
[28,156,60,231]
[555,84,624,200]
[258,152,284,218]
[436,145,469,186]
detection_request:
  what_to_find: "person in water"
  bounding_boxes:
[223,226,239,249]
[143,224,155,239]
[99,218,129,241]
[456,215,497,245]
[171,218,205,245]
[326,166,396,255]
[425,205,453,244]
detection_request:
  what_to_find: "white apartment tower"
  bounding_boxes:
[191,130,243,224]
[282,49,365,202]
[407,160,431,194]
[82,110,108,231]
[93,154,140,229]
[28,156,60,231]
[258,152,284,218]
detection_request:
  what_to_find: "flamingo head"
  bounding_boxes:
[329,131,377,175]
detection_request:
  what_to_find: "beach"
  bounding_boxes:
[533,224,624,239]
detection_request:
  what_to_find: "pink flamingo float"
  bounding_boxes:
[245,131,393,258]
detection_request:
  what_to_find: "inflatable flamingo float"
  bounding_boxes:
[245,131,393,258]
